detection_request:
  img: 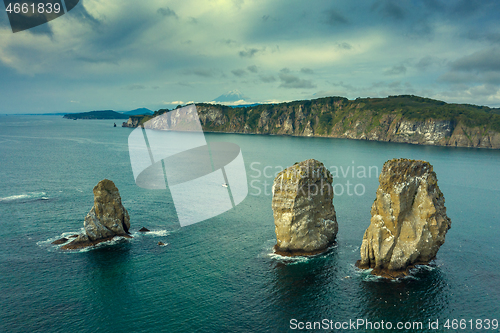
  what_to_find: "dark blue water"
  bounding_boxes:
[0,116,499,332]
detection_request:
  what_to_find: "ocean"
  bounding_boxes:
[0,115,499,332]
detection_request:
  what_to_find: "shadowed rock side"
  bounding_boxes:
[62,179,131,250]
[272,159,338,256]
[356,158,451,279]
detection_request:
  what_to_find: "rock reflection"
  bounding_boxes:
[82,242,136,321]
[268,248,340,325]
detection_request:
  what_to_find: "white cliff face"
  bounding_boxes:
[272,159,338,255]
[357,158,451,278]
[394,120,453,144]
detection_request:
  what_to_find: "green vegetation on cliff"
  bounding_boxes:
[124,95,500,149]
[197,95,500,133]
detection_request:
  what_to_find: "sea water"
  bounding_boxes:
[0,116,499,332]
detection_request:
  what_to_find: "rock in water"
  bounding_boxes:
[62,179,131,250]
[272,159,338,256]
[51,237,68,245]
[357,158,451,278]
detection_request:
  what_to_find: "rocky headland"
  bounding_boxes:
[122,95,500,149]
[356,158,452,279]
[61,179,132,250]
[272,159,338,256]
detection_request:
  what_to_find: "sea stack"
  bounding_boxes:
[356,158,451,278]
[272,159,338,256]
[62,179,131,250]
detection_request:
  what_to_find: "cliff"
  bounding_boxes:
[356,158,451,279]
[122,115,149,128]
[123,95,500,149]
[272,159,338,256]
[61,179,131,250]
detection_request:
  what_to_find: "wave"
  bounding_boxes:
[75,236,131,252]
[355,264,437,282]
[268,252,313,264]
[37,230,84,247]
[267,245,338,264]
[130,229,170,237]
[0,191,47,202]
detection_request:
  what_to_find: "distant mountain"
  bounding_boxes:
[122,108,153,116]
[63,110,129,120]
[212,90,249,103]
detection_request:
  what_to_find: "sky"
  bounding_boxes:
[1,0,500,114]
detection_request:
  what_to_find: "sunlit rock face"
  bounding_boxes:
[272,159,338,256]
[62,179,131,250]
[357,158,451,278]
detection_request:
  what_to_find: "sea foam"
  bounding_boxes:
[0,191,47,202]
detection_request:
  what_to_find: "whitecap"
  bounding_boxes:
[131,229,169,237]
[0,191,47,202]
[37,230,82,247]
[268,252,312,264]
[64,236,131,253]
[145,229,169,237]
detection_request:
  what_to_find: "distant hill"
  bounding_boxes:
[121,108,153,116]
[63,110,129,120]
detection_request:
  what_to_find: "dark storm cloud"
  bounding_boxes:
[451,48,500,72]
[70,3,103,28]
[338,42,352,50]
[450,0,481,16]
[372,0,405,20]
[239,48,259,58]
[157,7,178,19]
[260,75,276,83]
[221,39,238,46]
[125,84,146,90]
[279,73,316,89]
[325,9,349,25]
[384,65,407,75]
[184,69,218,77]
[300,68,314,74]
[74,54,120,64]
[464,31,500,45]
[421,0,445,11]
[415,56,444,71]
[332,81,356,91]
[231,69,247,77]
[440,48,500,84]
[247,65,258,73]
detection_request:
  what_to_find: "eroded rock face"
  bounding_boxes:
[272,159,338,256]
[357,158,451,278]
[62,179,131,250]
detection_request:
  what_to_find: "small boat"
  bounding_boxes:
[222,183,228,188]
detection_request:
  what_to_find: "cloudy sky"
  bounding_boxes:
[1,0,500,114]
